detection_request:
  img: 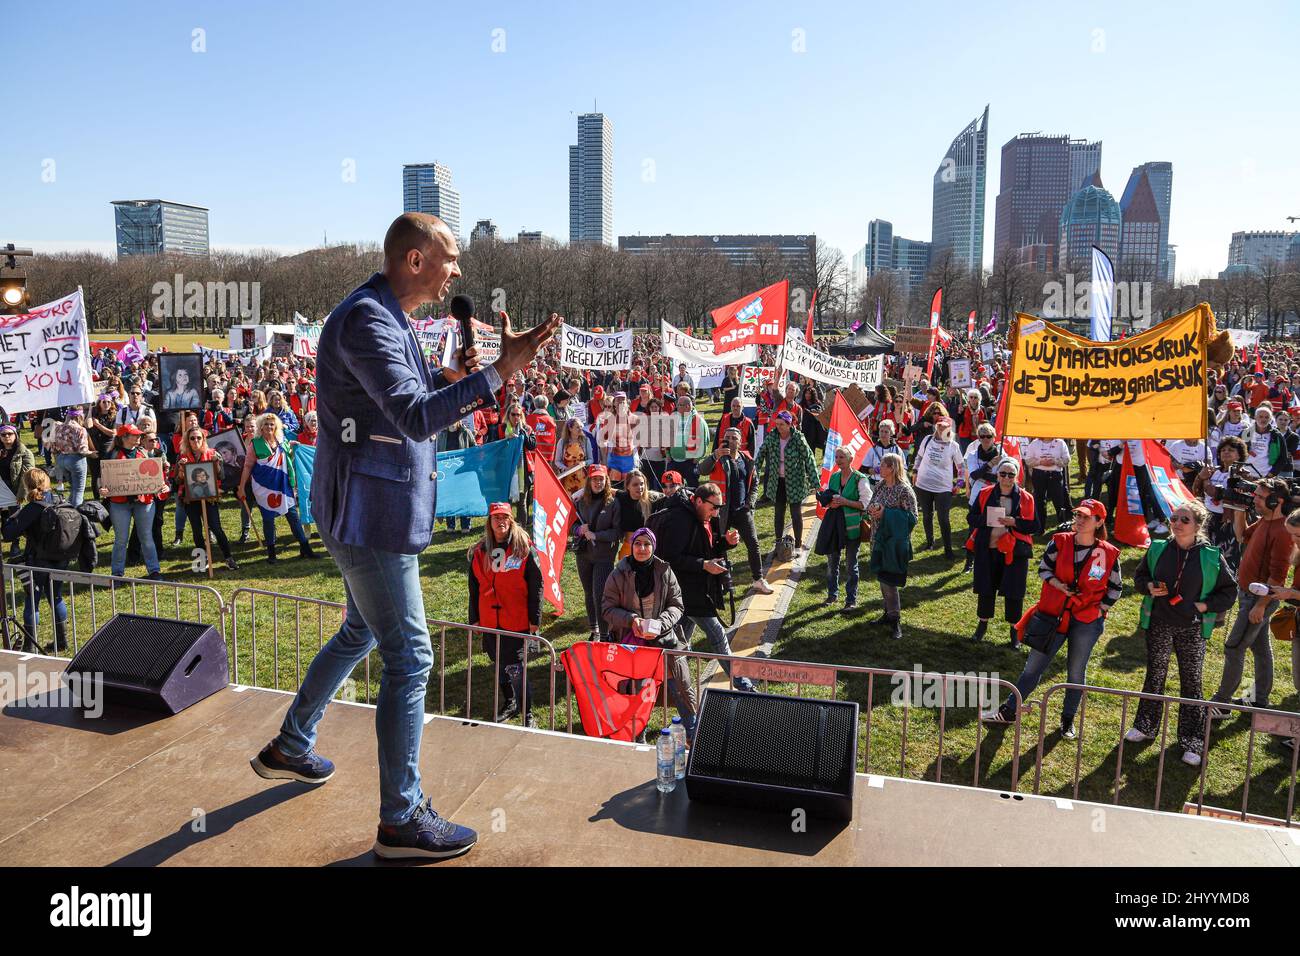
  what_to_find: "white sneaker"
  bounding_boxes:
[752,579,774,595]
[1181,750,1202,767]
[1150,522,1169,535]
[1124,727,1153,743]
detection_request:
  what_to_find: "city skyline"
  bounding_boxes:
[5,1,1297,280]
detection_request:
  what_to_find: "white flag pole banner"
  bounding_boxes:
[293,313,322,359]
[0,288,96,414]
[660,319,758,367]
[684,364,725,389]
[197,343,272,366]
[740,366,784,407]
[559,323,633,371]
[779,330,882,390]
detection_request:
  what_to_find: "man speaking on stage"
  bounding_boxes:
[249,212,560,860]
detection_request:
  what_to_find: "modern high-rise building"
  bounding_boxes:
[1068,140,1103,191]
[618,234,812,267]
[931,105,988,273]
[112,200,210,257]
[1118,170,1161,280]
[569,113,614,245]
[402,162,461,238]
[1058,179,1121,274]
[993,134,1073,269]
[1121,162,1173,281]
[855,219,931,296]
[470,219,498,244]
[1225,231,1297,273]
[1166,245,1177,283]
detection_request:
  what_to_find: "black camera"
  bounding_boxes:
[1218,464,1300,512]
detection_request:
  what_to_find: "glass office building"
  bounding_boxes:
[931,105,988,273]
[112,200,210,257]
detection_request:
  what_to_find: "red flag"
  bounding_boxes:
[529,451,575,613]
[992,373,1023,470]
[1254,348,1263,375]
[1143,439,1198,514]
[711,279,789,355]
[924,288,943,380]
[816,392,873,519]
[805,287,818,343]
[1113,449,1151,548]
[966,310,976,337]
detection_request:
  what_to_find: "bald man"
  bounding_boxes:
[251,213,559,861]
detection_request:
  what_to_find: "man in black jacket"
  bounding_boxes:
[653,481,756,691]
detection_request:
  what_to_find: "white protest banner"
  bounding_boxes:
[560,324,633,371]
[948,358,972,388]
[198,343,271,366]
[740,366,783,407]
[100,457,166,497]
[1226,328,1261,349]
[0,289,96,415]
[779,330,882,390]
[684,364,725,390]
[437,316,500,366]
[661,319,757,367]
[293,314,322,359]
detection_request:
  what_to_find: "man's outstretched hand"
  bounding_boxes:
[495,311,563,380]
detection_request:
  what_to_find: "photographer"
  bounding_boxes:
[1208,478,1293,717]
[1192,434,1247,573]
[654,480,756,692]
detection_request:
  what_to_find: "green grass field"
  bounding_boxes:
[11,403,1298,823]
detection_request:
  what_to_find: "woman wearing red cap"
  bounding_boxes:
[571,464,621,640]
[986,498,1124,739]
[99,423,166,580]
[467,503,543,726]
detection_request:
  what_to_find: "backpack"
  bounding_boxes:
[774,533,796,562]
[38,502,84,562]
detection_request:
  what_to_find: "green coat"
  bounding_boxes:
[3,441,35,499]
[757,428,818,506]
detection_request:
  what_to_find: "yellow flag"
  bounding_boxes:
[1004,304,1210,440]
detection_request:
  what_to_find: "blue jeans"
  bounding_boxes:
[56,454,87,507]
[261,504,310,555]
[681,615,757,692]
[827,536,861,602]
[109,500,160,576]
[275,528,431,826]
[1009,616,1105,720]
[21,567,67,644]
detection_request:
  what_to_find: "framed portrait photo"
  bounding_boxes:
[207,428,247,492]
[184,461,219,501]
[159,353,205,412]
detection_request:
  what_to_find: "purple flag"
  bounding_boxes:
[119,336,145,365]
[139,310,148,339]
[980,310,997,338]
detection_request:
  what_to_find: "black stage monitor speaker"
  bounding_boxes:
[685,688,859,821]
[64,614,229,715]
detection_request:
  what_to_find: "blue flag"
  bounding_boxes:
[1090,245,1114,342]
[292,442,316,525]
[434,436,524,518]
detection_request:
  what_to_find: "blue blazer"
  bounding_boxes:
[311,273,497,554]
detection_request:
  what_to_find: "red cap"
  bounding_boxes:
[115,423,144,437]
[1073,499,1107,520]
[661,470,684,485]
[488,502,511,517]
[587,464,608,477]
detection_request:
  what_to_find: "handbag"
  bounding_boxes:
[1270,606,1296,643]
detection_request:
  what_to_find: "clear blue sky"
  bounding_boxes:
[5,0,1297,279]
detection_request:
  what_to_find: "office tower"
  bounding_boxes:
[569,112,614,245]
[1059,179,1121,274]
[1118,170,1161,279]
[112,200,210,257]
[402,162,461,238]
[1068,139,1102,191]
[1121,162,1173,281]
[931,105,989,273]
[618,234,813,268]
[993,134,1072,268]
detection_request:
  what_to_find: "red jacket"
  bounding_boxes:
[470,545,534,634]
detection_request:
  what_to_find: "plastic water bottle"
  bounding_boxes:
[670,716,687,779]
[656,728,676,793]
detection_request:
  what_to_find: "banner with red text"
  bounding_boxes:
[530,451,575,613]
[0,289,96,415]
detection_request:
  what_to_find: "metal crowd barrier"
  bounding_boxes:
[4,565,1297,823]
[1031,682,1300,826]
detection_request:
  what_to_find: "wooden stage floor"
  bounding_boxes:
[2,650,1296,867]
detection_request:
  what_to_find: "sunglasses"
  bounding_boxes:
[997,471,1016,477]
[1170,514,1196,524]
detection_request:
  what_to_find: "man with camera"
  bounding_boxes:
[1209,477,1293,718]
[653,480,757,691]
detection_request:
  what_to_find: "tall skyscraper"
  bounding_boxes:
[1068,140,1102,191]
[931,105,988,273]
[569,112,614,245]
[1059,179,1121,274]
[112,200,210,257]
[993,134,1072,269]
[402,162,461,238]
[1224,231,1298,273]
[1121,162,1173,281]
[1118,170,1161,279]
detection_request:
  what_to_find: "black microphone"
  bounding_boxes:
[450,294,475,358]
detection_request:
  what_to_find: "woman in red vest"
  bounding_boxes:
[468,502,543,726]
[985,499,1123,739]
[967,458,1036,646]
